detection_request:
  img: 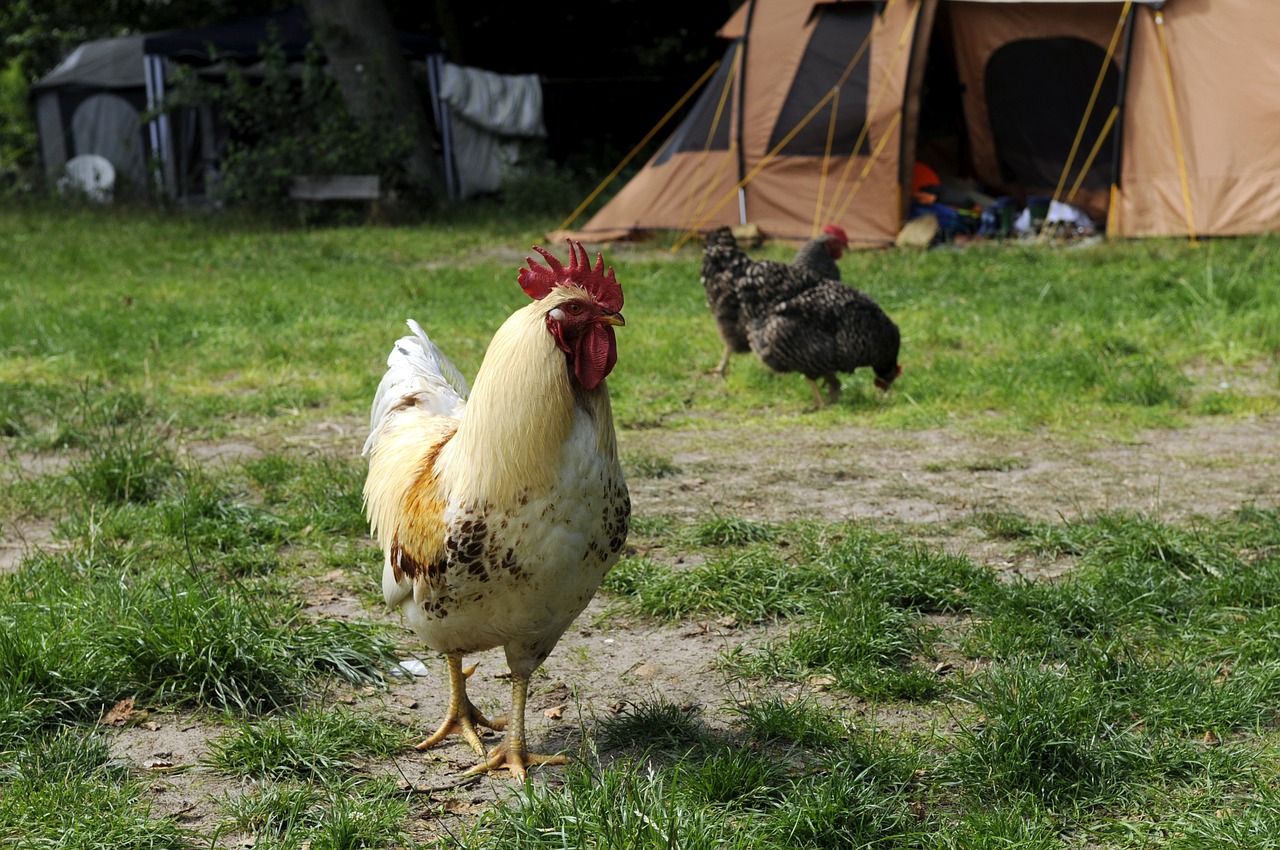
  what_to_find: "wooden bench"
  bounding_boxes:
[289,175,381,223]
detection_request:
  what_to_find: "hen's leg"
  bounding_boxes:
[414,655,504,756]
[807,378,826,408]
[710,344,733,377]
[824,374,842,404]
[463,674,566,780]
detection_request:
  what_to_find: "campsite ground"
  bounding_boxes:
[2,212,1279,847]
[5,410,1278,845]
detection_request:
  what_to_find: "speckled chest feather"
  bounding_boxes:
[386,405,630,662]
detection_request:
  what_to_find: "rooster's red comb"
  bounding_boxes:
[518,240,623,313]
[822,224,850,245]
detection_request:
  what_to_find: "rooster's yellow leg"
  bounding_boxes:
[414,655,504,756]
[462,674,566,780]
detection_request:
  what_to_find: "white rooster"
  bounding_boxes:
[362,242,629,778]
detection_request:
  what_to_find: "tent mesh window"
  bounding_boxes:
[654,39,739,167]
[985,37,1120,190]
[768,3,874,157]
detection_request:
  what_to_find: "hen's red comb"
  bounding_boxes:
[822,224,850,245]
[518,240,623,313]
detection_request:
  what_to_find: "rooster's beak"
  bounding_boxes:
[599,312,626,328]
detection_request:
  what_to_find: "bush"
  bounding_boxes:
[0,58,37,192]
[164,35,415,212]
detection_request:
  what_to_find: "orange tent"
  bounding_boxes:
[562,0,1280,246]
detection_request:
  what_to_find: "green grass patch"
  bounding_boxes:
[206,706,407,782]
[3,208,1280,849]
[0,730,191,848]
[728,591,941,701]
[621,450,683,479]
[470,700,924,850]
[604,521,996,624]
[216,777,409,849]
[2,210,1277,438]
[245,453,369,537]
[0,545,398,745]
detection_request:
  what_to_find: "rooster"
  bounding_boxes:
[363,242,629,779]
[699,225,847,377]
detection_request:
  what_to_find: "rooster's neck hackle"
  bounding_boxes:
[443,297,615,507]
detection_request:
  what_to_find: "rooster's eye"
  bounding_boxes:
[565,302,584,315]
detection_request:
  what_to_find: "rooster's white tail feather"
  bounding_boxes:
[363,319,469,458]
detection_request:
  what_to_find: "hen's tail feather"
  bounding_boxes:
[363,319,469,458]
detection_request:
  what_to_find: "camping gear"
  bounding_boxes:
[31,8,442,201]
[31,7,544,203]
[31,35,158,195]
[562,0,1280,245]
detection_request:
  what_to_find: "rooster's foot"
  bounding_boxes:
[461,738,567,781]
[415,657,505,757]
[414,704,505,756]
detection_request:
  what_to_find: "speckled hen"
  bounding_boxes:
[699,224,848,377]
[362,242,629,779]
[738,274,901,407]
[789,223,850,282]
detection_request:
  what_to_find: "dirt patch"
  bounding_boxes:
[0,520,57,575]
[623,416,1280,526]
[108,712,236,838]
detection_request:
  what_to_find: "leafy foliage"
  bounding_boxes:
[0,59,35,188]
[164,37,414,210]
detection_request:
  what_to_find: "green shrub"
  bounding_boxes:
[164,36,414,211]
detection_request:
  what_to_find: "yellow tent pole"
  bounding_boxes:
[1106,182,1120,237]
[1153,9,1197,243]
[832,112,902,224]
[670,0,896,251]
[682,44,744,231]
[669,82,844,250]
[807,1,896,231]
[812,87,843,237]
[1049,1,1131,208]
[554,59,721,234]
[1066,106,1118,203]
[670,82,840,251]
[827,1,921,224]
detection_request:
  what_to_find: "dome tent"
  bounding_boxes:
[564,0,1280,246]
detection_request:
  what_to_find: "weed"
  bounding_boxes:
[733,694,849,749]
[596,698,710,752]
[0,730,191,848]
[216,777,409,848]
[622,451,683,479]
[731,591,940,701]
[948,659,1158,808]
[688,515,779,547]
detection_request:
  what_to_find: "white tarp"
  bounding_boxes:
[438,63,546,199]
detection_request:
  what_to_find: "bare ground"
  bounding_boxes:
[7,413,1280,842]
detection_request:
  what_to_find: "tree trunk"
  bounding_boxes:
[301,0,444,203]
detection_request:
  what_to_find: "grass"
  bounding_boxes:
[206,706,407,781]
[215,778,410,850]
[1,208,1277,438]
[593,508,1280,835]
[466,710,925,850]
[0,731,192,849]
[1,207,1279,846]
